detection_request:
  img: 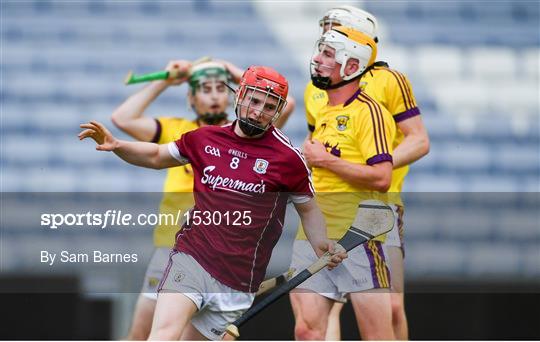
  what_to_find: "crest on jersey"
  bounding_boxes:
[174,272,185,283]
[359,81,368,91]
[253,158,269,174]
[336,115,349,131]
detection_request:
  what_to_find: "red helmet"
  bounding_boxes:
[237,66,288,100]
[234,66,289,136]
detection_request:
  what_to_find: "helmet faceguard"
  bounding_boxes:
[234,66,288,137]
[188,61,231,95]
[188,61,232,125]
[310,26,377,90]
[319,5,379,43]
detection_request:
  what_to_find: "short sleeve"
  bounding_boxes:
[170,130,196,164]
[356,94,395,166]
[384,70,421,123]
[286,148,314,201]
[304,82,330,133]
[167,142,189,164]
[151,119,162,143]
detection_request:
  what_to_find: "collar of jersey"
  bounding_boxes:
[230,120,273,141]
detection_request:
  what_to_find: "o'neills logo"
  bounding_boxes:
[201,166,266,194]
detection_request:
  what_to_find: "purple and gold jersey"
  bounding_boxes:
[305,63,421,194]
[298,89,395,241]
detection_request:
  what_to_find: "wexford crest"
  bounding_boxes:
[336,115,349,131]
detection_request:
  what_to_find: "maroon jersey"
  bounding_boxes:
[168,122,313,292]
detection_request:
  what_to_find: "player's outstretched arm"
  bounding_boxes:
[303,139,392,192]
[392,115,430,168]
[78,121,185,170]
[111,60,192,142]
[294,198,347,269]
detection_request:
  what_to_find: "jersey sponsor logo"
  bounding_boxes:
[253,158,269,174]
[201,165,266,194]
[228,148,248,159]
[204,145,221,157]
[173,272,185,283]
[336,115,349,131]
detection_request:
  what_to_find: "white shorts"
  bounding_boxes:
[140,247,170,300]
[385,204,405,250]
[290,240,391,302]
[140,239,294,301]
[158,251,255,340]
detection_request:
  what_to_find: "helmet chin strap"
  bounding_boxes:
[311,73,361,90]
[234,107,267,137]
[238,119,265,137]
[310,59,364,90]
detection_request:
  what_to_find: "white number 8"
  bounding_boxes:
[230,157,240,169]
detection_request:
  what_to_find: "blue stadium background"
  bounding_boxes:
[1,0,539,339]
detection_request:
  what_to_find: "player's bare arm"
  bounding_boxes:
[392,115,430,168]
[214,59,244,83]
[111,60,192,141]
[303,139,392,192]
[273,95,296,129]
[79,121,184,169]
[294,198,347,269]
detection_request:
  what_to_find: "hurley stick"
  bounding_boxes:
[124,56,212,85]
[226,200,395,338]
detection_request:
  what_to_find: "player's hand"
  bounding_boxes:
[302,139,331,168]
[164,60,192,85]
[213,59,243,83]
[315,240,348,270]
[78,121,119,151]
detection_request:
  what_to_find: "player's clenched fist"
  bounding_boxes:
[302,138,331,168]
[164,60,192,85]
[78,121,119,151]
[316,240,348,270]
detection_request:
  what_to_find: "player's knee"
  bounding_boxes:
[295,319,326,340]
[148,331,177,341]
[390,295,405,322]
[126,328,149,341]
[362,329,395,341]
[360,317,396,341]
[148,325,181,341]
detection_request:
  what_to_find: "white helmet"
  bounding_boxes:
[310,26,377,89]
[320,5,379,42]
